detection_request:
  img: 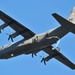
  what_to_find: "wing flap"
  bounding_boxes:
[43,46,75,69]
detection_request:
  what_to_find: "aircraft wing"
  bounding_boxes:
[0,10,35,39]
[43,46,75,69]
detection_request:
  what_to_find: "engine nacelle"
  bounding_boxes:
[10,32,19,38]
[41,55,53,65]
[7,32,19,42]
[44,55,53,62]
[0,23,8,29]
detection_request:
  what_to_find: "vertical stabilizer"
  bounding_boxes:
[68,7,75,24]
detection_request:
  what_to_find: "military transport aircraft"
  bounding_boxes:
[0,7,75,69]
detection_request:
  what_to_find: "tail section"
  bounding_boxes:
[52,7,75,34]
[68,7,75,24]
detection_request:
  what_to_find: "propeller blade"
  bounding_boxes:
[11,36,14,42]
[44,60,46,65]
[41,58,46,65]
[41,58,44,62]
[32,53,34,58]
[32,53,37,58]
[6,34,14,42]
[8,35,11,40]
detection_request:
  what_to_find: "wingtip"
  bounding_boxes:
[72,65,75,70]
[0,10,4,14]
[52,13,57,16]
[70,65,75,70]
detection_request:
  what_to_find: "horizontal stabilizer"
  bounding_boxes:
[52,13,75,34]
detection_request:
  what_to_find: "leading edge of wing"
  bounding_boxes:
[0,10,35,39]
[43,46,75,70]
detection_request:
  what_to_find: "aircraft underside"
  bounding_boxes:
[0,38,57,59]
[0,8,75,69]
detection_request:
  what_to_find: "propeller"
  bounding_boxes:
[6,33,14,42]
[41,58,46,65]
[6,30,14,42]
[32,53,37,58]
[40,56,46,65]
[40,53,47,65]
[40,55,54,65]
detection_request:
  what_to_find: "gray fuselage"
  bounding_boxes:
[0,26,69,59]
